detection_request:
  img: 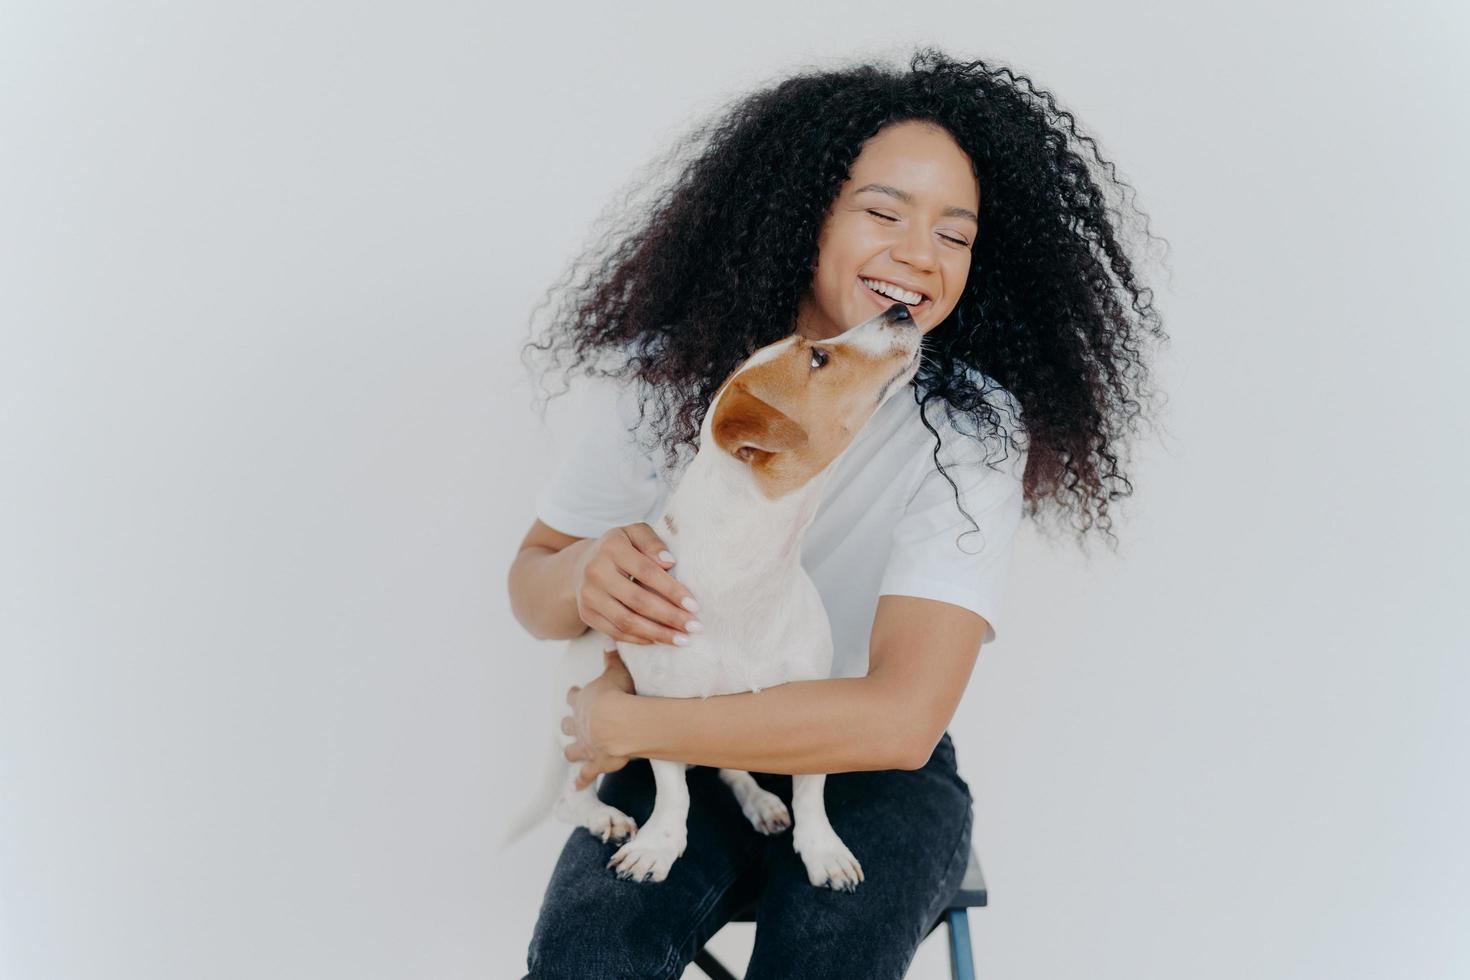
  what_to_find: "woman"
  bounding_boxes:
[508,47,1166,979]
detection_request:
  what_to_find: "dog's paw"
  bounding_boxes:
[607,827,686,883]
[793,829,864,892]
[556,795,639,843]
[738,789,792,835]
[582,806,638,844]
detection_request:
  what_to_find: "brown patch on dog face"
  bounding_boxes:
[711,334,914,499]
[662,513,677,535]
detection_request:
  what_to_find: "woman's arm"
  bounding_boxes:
[602,674,907,774]
[507,520,597,641]
[577,595,989,776]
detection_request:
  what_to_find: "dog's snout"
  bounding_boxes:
[883,303,911,324]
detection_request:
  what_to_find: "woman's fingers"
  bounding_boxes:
[575,524,701,646]
[620,551,695,617]
[593,561,699,645]
[565,684,580,707]
[617,527,701,620]
[584,583,680,646]
[583,609,652,646]
[560,715,574,737]
[623,523,682,578]
[607,582,695,645]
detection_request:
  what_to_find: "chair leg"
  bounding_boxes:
[694,948,741,980]
[946,908,975,980]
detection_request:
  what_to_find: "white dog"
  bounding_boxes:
[534,301,922,891]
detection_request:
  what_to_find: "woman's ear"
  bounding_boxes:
[711,381,808,465]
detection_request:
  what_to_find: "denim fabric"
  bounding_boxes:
[525,732,974,979]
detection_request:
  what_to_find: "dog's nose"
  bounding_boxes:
[883,303,911,323]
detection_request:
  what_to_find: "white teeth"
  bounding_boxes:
[861,277,925,305]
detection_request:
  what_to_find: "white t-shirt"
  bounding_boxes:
[534,369,1029,678]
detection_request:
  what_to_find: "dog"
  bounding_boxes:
[532,301,922,891]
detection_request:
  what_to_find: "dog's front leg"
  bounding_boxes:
[790,773,864,891]
[607,759,690,883]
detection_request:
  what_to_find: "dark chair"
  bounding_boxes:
[692,847,988,980]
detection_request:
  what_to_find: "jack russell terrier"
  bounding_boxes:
[528,301,922,891]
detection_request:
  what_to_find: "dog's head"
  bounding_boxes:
[708,303,922,499]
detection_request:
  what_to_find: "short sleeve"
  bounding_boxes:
[877,391,1028,646]
[534,377,663,539]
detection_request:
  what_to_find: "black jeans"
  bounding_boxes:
[525,732,974,979]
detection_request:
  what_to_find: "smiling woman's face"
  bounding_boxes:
[795,119,980,341]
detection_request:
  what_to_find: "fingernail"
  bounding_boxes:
[659,551,675,563]
[685,620,704,632]
[673,634,689,646]
[682,597,700,612]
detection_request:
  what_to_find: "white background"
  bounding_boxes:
[2,2,1466,977]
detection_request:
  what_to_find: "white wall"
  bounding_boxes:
[2,2,1465,977]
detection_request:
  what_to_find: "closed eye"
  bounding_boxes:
[866,209,969,247]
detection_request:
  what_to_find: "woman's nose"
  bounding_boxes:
[888,222,938,271]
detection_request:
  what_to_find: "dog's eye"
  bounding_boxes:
[810,347,829,370]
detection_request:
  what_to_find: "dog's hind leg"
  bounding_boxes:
[790,773,864,891]
[552,764,638,843]
[607,759,690,883]
[718,769,791,835]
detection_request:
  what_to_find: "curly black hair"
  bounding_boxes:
[520,46,1170,549]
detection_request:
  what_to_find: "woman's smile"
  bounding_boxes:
[857,276,933,318]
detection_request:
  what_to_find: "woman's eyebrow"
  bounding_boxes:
[853,182,978,223]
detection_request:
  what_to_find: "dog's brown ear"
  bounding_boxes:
[711,382,808,465]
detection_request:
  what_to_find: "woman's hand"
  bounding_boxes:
[562,648,637,790]
[572,522,702,646]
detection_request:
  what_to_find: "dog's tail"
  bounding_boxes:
[496,729,568,850]
[495,630,614,851]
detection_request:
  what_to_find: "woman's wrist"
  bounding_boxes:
[552,538,596,636]
[508,537,597,641]
[593,686,640,759]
